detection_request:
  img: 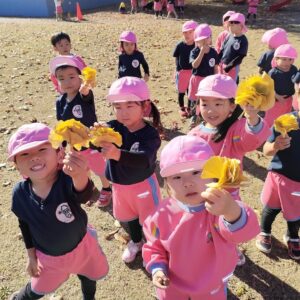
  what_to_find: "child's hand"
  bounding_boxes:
[63,150,89,178]
[101,142,121,161]
[273,134,291,151]
[152,270,170,289]
[241,104,260,126]
[200,44,210,53]
[26,256,41,278]
[144,74,149,82]
[91,122,109,129]
[79,83,91,96]
[201,188,242,223]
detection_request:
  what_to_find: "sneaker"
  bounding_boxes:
[236,248,246,266]
[122,240,143,263]
[96,189,112,208]
[283,235,300,260]
[256,233,272,254]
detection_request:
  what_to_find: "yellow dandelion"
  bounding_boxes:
[274,114,299,137]
[81,66,97,88]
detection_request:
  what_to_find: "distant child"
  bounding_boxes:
[118,31,150,82]
[141,0,147,11]
[143,135,260,299]
[95,77,162,263]
[246,0,259,23]
[8,123,108,300]
[50,32,86,94]
[173,20,198,117]
[49,55,112,208]
[256,111,300,260]
[167,0,178,18]
[188,24,219,128]
[219,13,248,83]
[154,0,163,18]
[258,28,289,74]
[119,1,126,14]
[177,0,185,17]
[215,10,235,54]
[54,0,63,21]
[131,0,138,13]
[264,44,298,126]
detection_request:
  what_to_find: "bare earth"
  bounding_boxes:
[0,0,300,299]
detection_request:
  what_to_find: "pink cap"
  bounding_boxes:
[196,74,237,99]
[106,77,150,103]
[261,28,288,49]
[228,13,247,33]
[49,55,85,75]
[274,44,297,59]
[223,10,235,22]
[160,135,213,177]
[182,20,198,32]
[119,31,137,43]
[194,24,212,42]
[7,123,51,161]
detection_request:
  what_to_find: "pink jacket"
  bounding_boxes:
[215,30,230,54]
[143,197,260,296]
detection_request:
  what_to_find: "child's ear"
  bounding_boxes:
[53,46,58,52]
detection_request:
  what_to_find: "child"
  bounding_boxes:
[256,111,300,260]
[143,135,260,299]
[188,24,219,128]
[246,0,259,24]
[50,32,86,94]
[166,0,178,19]
[215,11,235,54]
[118,31,150,82]
[131,0,138,13]
[173,20,198,117]
[264,44,298,127]
[258,28,289,74]
[219,13,248,83]
[49,55,112,208]
[53,0,63,21]
[95,76,162,263]
[119,1,126,14]
[154,0,163,18]
[177,0,185,17]
[7,123,108,300]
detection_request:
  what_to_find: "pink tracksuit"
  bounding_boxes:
[143,197,260,299]
[248,0,258,14]
[215,30,230,54]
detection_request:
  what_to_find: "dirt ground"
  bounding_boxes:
[0,0,300,299]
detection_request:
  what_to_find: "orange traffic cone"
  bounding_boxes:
[76,2,83,21]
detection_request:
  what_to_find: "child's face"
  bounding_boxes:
[15,143,60,181]
[199,97,235,128]
[228,21,243,35]
[113,101,145,131]
[275,57,294,72]
[56,67,82,96]
[183,30,194,44]
[123,42,135,55]
[166,170,212,205]
[54,38,71,55]
[195,37,211,48]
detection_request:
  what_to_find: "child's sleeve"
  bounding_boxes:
[257,52,267,68]
[81,90,94,102]
[292,69,300,84]
[71,178,95,204]
[18,219,34,249]
[140,53,150,76]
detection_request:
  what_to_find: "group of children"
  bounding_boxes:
[7,9,300,300]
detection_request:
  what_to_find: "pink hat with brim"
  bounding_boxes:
[182,20,198,32]
[195,74,237,99]
[49,55,85,75]
[274,44,297,59]
[106,77,150,103]
[228,13,247,33]
[261,28,288,49]
[223,10,235,22]
[194,24,212,42]
[119,31,137,43]
[160,135,213,177]
[7,123,51,161]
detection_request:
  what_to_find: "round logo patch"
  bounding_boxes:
[132,59,140,68]
[209,58,216,67]
[56,203,75,223]
[233,41,240,50]
[72,105,83,118]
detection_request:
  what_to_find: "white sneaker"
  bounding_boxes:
[122,240,143,263]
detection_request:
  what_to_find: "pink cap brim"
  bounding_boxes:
[194,36,210,42]
[106,93,145,103]
[160,160,206,177]
[195,90,231,99]
[49,56,82,75]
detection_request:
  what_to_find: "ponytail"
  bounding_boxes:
[141,101,163,134]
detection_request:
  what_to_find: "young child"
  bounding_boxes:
[119,1,126,14]
[143,135,260,299]
[95,76,162,263]
[215,11,235,54]
[173,20,198,117]
[50,32,86,94]
[258,28,289,74]
[264,44,298,127]
[246,0,259,24]
[177,0,185,17]
[118,31,150,82]
[166,0,178,19]
[219,13,248,83]
[49,55,112,208]
[154,0,163,18]
[53,0,63,21]
[131,0,138,14]
[188,24,219,128]
[7,123,108,300]
[256,111,300,260]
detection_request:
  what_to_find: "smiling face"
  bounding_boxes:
[53,38,72,55]
[166,170,212,205]
[199,97,236,128]
[275,57,294,72]
[122,42,136,55]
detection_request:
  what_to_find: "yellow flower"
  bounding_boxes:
[274,114,299,137]
[201,156,247,189]
[48,119,90,150]
[235,72,275,111]
[89,126,122,147]
[81,67,97,88]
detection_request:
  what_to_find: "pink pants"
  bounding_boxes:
[31,227,109,294]
[81,149,106,177]
[56,5,63,14]
[131,0,137,8]
[175,69,192,93]
[112,174,161,224]
[264,97,293,127]
[154,2,162,11]
[188,75,204,101]
[167,3,175,12]
[248,7,257,14]
[219,63,239,82]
